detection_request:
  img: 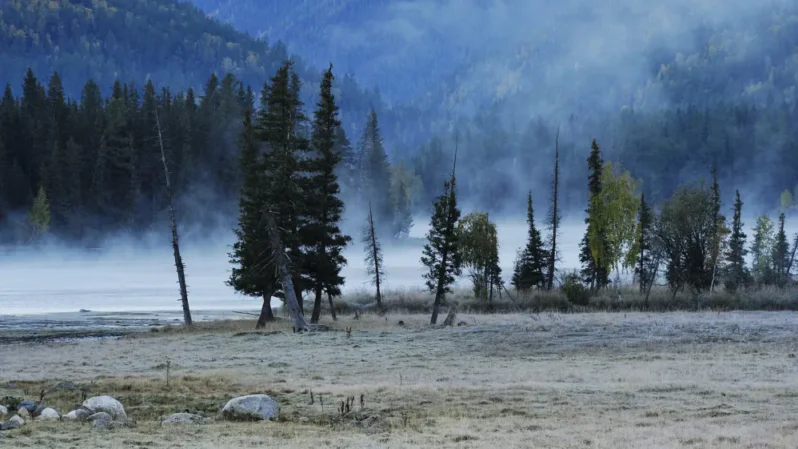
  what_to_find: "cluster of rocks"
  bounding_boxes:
[0,393,281,435]
[0,395,129,434]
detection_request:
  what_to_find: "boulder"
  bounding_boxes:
[64,409,92,421]
[83,396,127,422]
[1,419,20,430]
[87,412,113,430]
[219,394,280,421]
[18,401,36,414]
[37,408,60,421]
[17,408,30,420]
[162,413,210,425]
[32,404,47,418]
[8,415,24,427]
[0,405,7,416]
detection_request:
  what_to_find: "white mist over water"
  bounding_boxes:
[0,218,586,316]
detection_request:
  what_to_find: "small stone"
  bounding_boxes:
[88,412,113,430]
[1,420,20,430]
[64,409,91,421]
[0,405,7,416]
[17,408,30,420]
[32,404,47,418]
[37,408,60,421]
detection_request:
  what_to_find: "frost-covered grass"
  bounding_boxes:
[2,312,798,448]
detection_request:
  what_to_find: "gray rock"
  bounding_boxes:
[18,401,35,414]
[37,408,60,421]
[83,396,127,422]
[9,415,24,426]
[88,412,113,430]
[162,413,210,425]
[1,420,20,430]
[64,409,91,421]
[32,404,47,418]
[17,408,30,420]
[0,405,7,416]
[219,394,280,421]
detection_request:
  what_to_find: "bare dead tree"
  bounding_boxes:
[155,108,192,326]
[362,202,385,307]
[545,125,561,291]
[787,234,798,279]
[262,209,308,332]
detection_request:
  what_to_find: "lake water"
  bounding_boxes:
[0,218,586,316]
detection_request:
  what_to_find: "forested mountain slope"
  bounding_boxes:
[0,0,432,149]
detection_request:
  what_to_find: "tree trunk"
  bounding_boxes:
[327,292,337,321]
[370,214,382,306]
[787,234,798,277]
[263,210,307,332]
[293,277,304,316]
[430,252,449,325]
[645,255,661,310]
[156,110,192,326]
[311,284,323,324]
[256,291,275,329]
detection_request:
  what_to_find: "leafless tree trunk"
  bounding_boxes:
[645,255,661,309]
[545,126,561,291]
[256,290,275,329]
[365,203,383,306]
[327,292,338,321]
[787,234,798,278]
[155,109,192,326]
[311,285,323,324]
[263,209,308,332]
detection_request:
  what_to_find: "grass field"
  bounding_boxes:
[1,311,798,448]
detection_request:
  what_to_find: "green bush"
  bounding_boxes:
[562,272,591,306]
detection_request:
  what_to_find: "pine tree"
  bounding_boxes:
[93,96,135,229]
[545,128,561,290]
[363,202,385,307]
[580,139,609,290]
[228,107,278,328]
[724,190,748,292]
[635,193,654,294]
[423,148,462,325]
[512,191,547,291]
[257,60,309,315]
[302,64,352,324]
[392,177,413,239]
[708,165,726,292]
[28,185,50,242]
[358,110,393,231]
[773,213,790,287]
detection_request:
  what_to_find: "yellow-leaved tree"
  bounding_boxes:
[588,162,640,301]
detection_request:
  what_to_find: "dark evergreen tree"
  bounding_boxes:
[724,190,749,292]
[512,191,547,291]
[257,60,308,314]
[635,193,654,295]
[302,65,352,324]
[228,107,278,328]
[392,178,413,239]
[580,139,608,290]
[773,212,790,287]
[422,150,462,325]
[358,110,393,232]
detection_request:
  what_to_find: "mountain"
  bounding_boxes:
[0,0,435,150]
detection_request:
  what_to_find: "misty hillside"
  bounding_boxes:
[0,0,435,149]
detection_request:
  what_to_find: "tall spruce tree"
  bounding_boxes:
[580,139,609,290]
[228,107,278,328]
[302,64,351,324]
[773,213,790,287]
[724,190,748,292]
[635,193,654,294]
[422,146,462,325]
[358,110,393,232]
[392,177,413,239]
[545,128,561,290]
[257,60,308,314]
[512,191,547,291]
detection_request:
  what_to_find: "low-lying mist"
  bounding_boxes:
[0,216,586,315]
